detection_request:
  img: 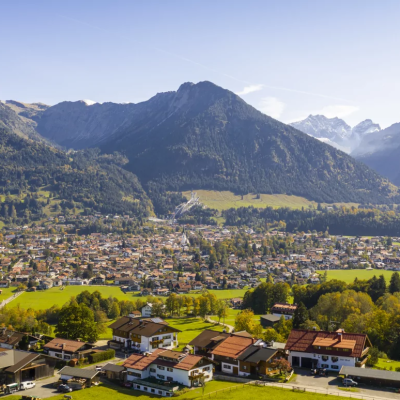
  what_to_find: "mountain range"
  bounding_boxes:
[290,115,381,153]
[0,81,399,220]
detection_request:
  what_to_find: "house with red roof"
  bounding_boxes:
[285,329,371,371]
[123,349,214,395]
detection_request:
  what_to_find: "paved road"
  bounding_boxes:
[290,369,400,400]
[205,316,234,333]
[0,290,23,308]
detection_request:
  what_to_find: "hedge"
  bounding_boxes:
[88,349,115,364]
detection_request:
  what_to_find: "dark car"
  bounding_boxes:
[58,384,73,393]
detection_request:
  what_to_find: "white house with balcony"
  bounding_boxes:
[108,316,180,353]
[123,349,214,396]
[285,329,371,371]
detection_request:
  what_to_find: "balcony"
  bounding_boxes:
[189,372,205,380]
[356,356,368,367]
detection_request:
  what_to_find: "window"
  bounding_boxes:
[158,366,165,370]
[331,357,339,363]
[243,366,247,370]
[167,377,173,382]
[151,389,155,393]
[204,367,210,371]
[143,387,147,391]
[331,365,339,370]
[164,335,172,339]
[167,367,173,372]
[157,374,165,379]
[322,356,328,361]
[153,337,159,341]
[152,343,158,349]
[223,364,232,370]
[150,368,156,373]
[321,364,329,368]
[136,385,141,389]
[158,391,163,395]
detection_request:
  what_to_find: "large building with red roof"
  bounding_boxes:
[285,329,371,371]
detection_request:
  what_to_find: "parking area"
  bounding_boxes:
[293,369,400,400]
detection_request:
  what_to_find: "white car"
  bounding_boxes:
[20,381,36,390]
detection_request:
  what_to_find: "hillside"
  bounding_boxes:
[0,127,153,224]
[98,82,398,205]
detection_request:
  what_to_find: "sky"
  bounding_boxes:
[1,0,399,128]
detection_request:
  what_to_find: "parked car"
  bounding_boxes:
[20,381,36,390]
[95,365,103,371]
[58,384,73,393]
[343,378,358,387]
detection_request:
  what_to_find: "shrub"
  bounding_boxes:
[88,349,115,364]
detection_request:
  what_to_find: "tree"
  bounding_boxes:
[366,347,380,367]
[263,328,284,343]
[299,320,320,331]
[389,272,400,294]
[235,309,257,333]
[292,302,308,329]
[274,316,292,339]
[216,300,229,324]
[272,358,291,375]
[55,303,99,342]
[198,296,210,318]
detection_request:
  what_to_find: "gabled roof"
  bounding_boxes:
[285,329,370,358]
[211,334,254,359]
[109,316,180,337]
[237,345,278,364]
[59,366,100,379]
[188,329,230,348]
[44,338,88,353]
[123,349,210,372]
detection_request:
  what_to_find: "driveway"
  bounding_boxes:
[293,368,400,400]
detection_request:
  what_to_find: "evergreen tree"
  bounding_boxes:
[292,302,308,329]
[389,272,400,294]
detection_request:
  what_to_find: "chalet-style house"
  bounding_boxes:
[123,349,214,396]
[43,338,94,361]
[271,303,297,320]
[108,317,180,353]
[285,329,371,371]
[189,330,285,377]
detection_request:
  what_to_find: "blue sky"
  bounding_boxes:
[1,0,399,128]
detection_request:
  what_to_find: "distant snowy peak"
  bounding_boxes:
[81,99,97,106]
[290,114,351,140]
[290,115,381,153]
[352,119,381,137]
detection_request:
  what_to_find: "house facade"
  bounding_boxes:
[43,338,94,361]
[108,317,180,353]
[123,349,214,396]
[285,329,371,371]
[271,303,297,320]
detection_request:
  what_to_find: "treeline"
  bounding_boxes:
[223,205,400,236]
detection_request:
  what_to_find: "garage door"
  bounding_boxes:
[301,357,315,368]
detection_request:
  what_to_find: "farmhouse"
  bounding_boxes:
[271,303,297,320]
[108,316,180,353]
[43,338,94,361]
[189,329,230,357]
[0,349,56,384]
[123,349,214,395]
[285,329,371,371]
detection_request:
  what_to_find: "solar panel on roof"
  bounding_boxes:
[151,318,163,323]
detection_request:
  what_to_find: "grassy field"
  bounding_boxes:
[182,190,359,211]
[0,287,17,302]
[317,269,395,284]
[10,287,249,310]
[167,317,224,350]
[374,358,400,370]
[6,382,358,400]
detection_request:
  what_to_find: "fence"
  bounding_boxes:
[195,380,396,400]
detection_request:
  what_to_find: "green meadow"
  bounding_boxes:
[317,269,395,284]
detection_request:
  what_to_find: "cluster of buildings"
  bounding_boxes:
[1,226,400,296]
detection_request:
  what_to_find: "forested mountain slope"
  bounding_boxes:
[0,127,153,224]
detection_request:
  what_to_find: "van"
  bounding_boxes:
[20,381,36,390]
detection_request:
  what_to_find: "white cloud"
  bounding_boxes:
[235,84,264,96]
[258,97,285,119]
[315,104,359,118]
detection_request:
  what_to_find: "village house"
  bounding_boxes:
[43,338,94,361]
[285,329,371,371]
[108,317,180,353]
[123,349,214,396]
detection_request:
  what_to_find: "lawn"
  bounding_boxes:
[182,190,359,211]
[10,287,249,310]
[167,317,224,350]
[374,358,400,370]
[0,286,18,302]
[317,269,395,284]
[11,286,133,310]
[6,382,358,400]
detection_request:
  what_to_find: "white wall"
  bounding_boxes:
[221,362,236,374]
[288,351,356,371]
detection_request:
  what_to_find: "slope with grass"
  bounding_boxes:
[182,190,359,211]
[317,269,395,284]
